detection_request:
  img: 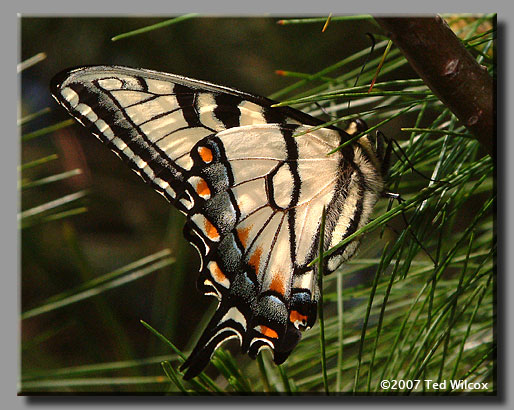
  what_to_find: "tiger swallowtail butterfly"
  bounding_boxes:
[51,66,387,379]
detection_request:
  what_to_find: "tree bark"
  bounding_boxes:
[374,16,495,157]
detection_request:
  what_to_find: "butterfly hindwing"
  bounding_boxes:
[51,66,385,379]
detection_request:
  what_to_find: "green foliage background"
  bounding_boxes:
[19,15,495,394]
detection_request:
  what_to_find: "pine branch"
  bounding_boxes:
[374,16,495,156]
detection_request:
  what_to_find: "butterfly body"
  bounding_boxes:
[51,66,385,379]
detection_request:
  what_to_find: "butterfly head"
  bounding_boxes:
[346,119,390,179]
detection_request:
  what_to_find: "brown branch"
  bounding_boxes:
[374,16,495,156]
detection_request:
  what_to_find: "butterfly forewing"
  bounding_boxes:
[51,65,384,379]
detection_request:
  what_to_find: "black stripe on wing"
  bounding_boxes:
[51,65,341,129]
[174,83,203,128]
[51,71,188,207]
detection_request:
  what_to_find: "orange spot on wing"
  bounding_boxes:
[248,247,262,275]
[211,262,226,283]
[196,178,210,197]
[289,310,308,324]
[259,325,278,339]
[269,274,285,295]
[237,226,251,247]
[198,146,213,163]
[204,218,219,240]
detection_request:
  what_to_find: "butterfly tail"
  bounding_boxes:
[180,301,248,380]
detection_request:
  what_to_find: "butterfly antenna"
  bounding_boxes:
[313,101,336,119]
[347,33,376,115]
[368,39,393,93]
[316,33,376,124]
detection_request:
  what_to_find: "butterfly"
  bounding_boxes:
[51,66,387,379]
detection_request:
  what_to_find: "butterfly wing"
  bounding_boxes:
[51,66,384,379]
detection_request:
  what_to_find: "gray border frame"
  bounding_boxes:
[9,1,511,408]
